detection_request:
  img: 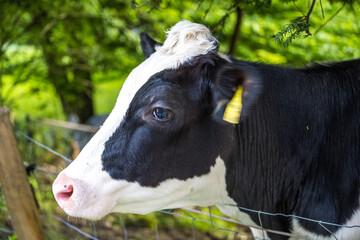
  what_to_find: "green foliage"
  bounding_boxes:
[93,78,124,114]
[7,234,17,240]
[274,16,310,47]
[131,0,163,9]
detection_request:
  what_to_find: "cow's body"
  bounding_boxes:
[53,21,360,239]
[218,60,360,239]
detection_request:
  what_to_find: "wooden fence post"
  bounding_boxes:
[0,107,45,240]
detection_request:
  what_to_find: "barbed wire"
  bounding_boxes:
[12,129,360,240]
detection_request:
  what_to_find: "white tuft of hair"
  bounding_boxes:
[155,20,218,64]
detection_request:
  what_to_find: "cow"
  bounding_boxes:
[52,20,360,239]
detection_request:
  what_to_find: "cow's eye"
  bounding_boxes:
[153,107,172,120]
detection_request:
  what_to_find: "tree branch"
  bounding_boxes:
[202,0,214,20]
[292,0,305,17]
[305,0,316,35]
[228,7,243,56]
[40,13,67,39]
[133,1,151,9]
[319,0,325,18]
[314,0,346,35]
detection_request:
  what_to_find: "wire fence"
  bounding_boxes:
[0,204,15,235]
[1,127,360,239]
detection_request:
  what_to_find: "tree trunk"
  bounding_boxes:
[42,39,94,123]
[228,7,244,56]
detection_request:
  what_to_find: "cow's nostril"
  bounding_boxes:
[56,184,74,203]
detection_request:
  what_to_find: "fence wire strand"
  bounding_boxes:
[0,227,14,235]
[154,213,160,240]
[233,205,360,229]
[17,130,72,163]
[182,207,306,239]
[92,222,97,239]
[118,215,128,240]
[319,221,339,240]
[257,212,265,240]
[53,216,99,240]
[159,209,256,239]
[10,130,360,240]
[0,206,13,235]
[191,218,196,240]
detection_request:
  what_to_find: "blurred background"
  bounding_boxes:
[0,0,359,239]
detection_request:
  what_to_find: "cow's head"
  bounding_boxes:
[53,20,262,219]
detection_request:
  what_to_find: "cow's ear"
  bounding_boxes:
[140,32,162,58]
[212,62,262,124]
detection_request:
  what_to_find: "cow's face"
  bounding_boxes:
[53,21,258,219]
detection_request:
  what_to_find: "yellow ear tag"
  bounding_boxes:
[223,86,243,124]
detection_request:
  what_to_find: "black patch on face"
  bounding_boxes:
[101,52,235,187]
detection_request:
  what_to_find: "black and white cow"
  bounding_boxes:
[53,20,360,239]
